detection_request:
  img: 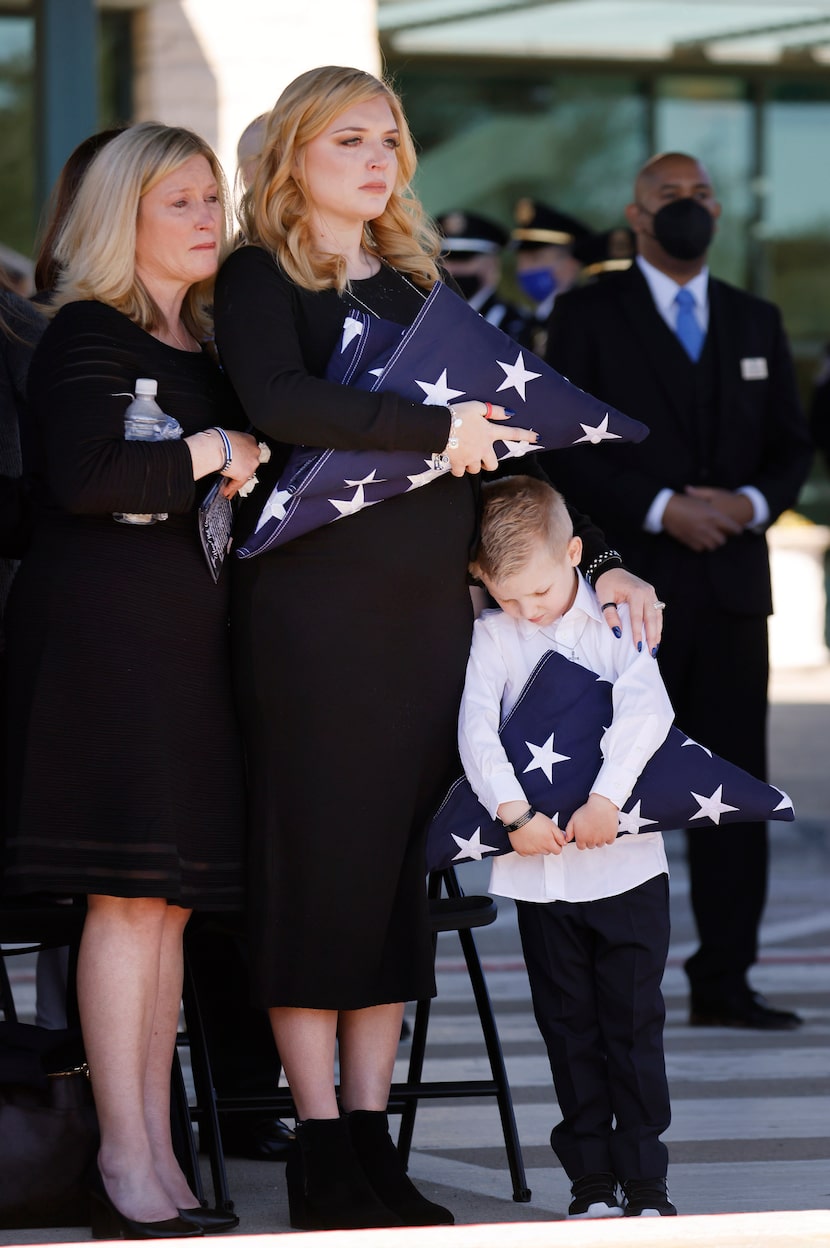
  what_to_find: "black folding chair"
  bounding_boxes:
[183,865,530,1208]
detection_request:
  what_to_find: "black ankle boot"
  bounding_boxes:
[346,1110,454,1226]
[285,1117,403,1231]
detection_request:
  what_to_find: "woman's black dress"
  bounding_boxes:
[214,248,476,1009]
[2,301,246,909]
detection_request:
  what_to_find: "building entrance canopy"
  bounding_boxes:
[380,0,830,66]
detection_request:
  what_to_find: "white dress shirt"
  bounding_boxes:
[459,574,673,904]
[636,254,769,534]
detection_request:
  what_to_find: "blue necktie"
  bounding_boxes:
[674,287,704,362]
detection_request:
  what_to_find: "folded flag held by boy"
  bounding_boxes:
[426,649,794,873]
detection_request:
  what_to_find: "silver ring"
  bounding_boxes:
[652,601,666,610]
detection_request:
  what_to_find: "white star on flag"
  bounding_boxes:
[617,801,658,836]
[574,414,622,445]
[329,483,382,518]
[415,368,466,406]
[681,736,713,758]
[498,438,535,459]
[451,827,501,862]
[341,316,364,351]
[344,470,386,488]
[495,352,542,402]
[368,367,384,378]
[523,732,570,783]
[772,788,793,813]
[689,784,740,824]
[254,488,293,531]
[407,460,446,489]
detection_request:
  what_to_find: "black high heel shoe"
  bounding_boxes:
[89,1171,203,1240]
[177,1202,239,1234]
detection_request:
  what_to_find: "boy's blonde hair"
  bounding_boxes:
[48,122,231,341]
[470,475,575,584]
[238,65,442,293]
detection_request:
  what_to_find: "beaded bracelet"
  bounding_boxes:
[500,806,537,833]
[584,549,623,588]
[447,406,463,450]
[208,427,233,473]
[431,406,462,471]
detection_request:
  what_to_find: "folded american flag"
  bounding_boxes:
[426,649,794,872]
[236,281,649,558]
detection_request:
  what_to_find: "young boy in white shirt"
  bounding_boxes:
[459,474,677,1219]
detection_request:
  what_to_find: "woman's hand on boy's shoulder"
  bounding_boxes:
[593,567,664,656]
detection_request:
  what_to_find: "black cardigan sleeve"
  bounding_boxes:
[28,304,196,517]
[213,246,452,456]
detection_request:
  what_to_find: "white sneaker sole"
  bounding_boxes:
[567,1204,624,1219]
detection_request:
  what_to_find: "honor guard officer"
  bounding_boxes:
[436,210,533,348]
[512,198,591,355]
[573,226,635,286]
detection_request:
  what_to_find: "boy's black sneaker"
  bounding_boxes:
[567,1173,623,1219]
[622,1177,677,1216]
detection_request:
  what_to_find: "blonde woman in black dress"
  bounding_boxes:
[215,65,663,1233]
[3,124,261,1238]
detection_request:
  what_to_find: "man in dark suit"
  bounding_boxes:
[543,152,813,1030]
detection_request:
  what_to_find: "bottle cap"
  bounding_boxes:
[134,378,158,396]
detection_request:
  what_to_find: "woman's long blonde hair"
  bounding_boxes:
[48,122,232,340]
[240,65,441,292]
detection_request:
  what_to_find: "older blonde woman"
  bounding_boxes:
[3,123,260,1239]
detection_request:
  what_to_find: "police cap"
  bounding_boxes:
[572,227,635,278]
[436,210,508,258]
[511,199,591,251]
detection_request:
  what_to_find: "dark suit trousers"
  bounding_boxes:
[516,875,671,1182]
[657,600,769,1003]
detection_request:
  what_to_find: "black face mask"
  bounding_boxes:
[452,272,484,301]
[647,197,714,261]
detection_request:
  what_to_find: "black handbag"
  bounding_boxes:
[0,1021,99,1228]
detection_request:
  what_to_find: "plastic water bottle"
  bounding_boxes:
[113,378,183,525]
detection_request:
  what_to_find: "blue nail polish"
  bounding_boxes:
[637,639,642,651]
[504,407,516,416]
[652,644,660,657]
[613,626,622,639]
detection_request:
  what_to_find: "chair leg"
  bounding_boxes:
[441,867,531,1203]
[395,993,432,1166]
[170,1048,204,1202]
[181,949,234,1212]
[456,922,531,1202]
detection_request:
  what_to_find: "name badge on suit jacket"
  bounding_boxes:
[741,356,768,380]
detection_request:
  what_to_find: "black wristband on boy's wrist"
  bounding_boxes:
[501,807,537,833]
